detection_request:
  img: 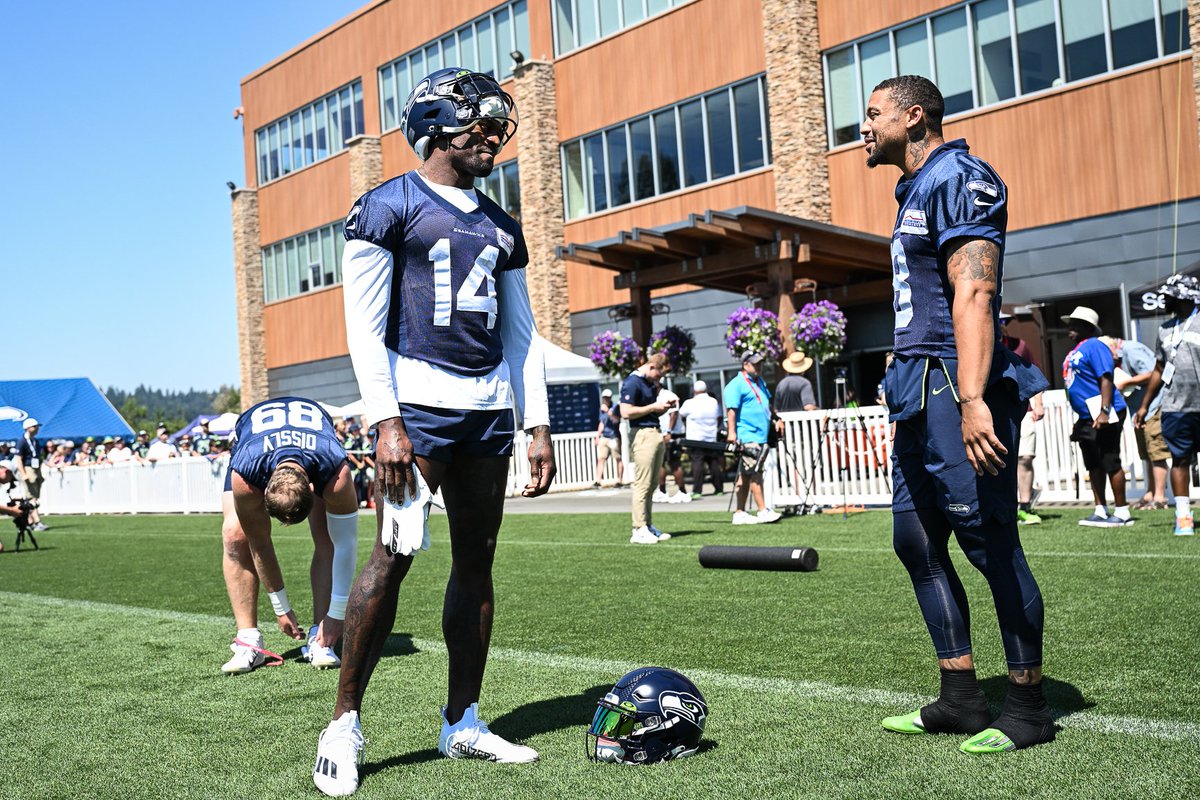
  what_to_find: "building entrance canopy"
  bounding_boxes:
[557,207,891,348]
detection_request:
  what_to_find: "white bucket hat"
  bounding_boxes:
[1060,305,1100,331]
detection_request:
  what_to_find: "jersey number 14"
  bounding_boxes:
[429,238,498,330]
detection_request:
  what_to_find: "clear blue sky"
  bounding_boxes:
[2,1,366,393]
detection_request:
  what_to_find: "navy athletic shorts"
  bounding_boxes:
[396,403,515,463]
[890,359,1028,528]
[1161,410,1200,460]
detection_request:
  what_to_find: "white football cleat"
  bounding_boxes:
[221,634,266,675]
[303,625,342,669]
[313,711,365,797]
[652,490,670,503]
[732,510,760,525]
[629,526,659,544]
[438,703,537,763]
[755,509,782,524]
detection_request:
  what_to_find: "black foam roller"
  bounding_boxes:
[698,545,819,572]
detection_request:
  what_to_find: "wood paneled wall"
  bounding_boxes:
[264,287,348,369]
[555,0,764,141]
[816,0,958,51]
[829,59,1200,237]
[257,155,351,245]
[564,169,776,311]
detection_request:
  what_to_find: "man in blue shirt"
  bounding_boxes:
[865,75,1053,754]
[1101,335,1167,510]
[722,353,782,525]
[620,353,673,543]
[593,389,624,488]
[1061,307,1131,527]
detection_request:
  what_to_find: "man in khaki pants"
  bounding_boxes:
[620,353,673,544]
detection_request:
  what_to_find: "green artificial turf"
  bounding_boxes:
[2,507,1198,799]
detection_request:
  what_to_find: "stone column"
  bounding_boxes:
[231,189,268,410]
[1191,0,1199,143]
[347,135,384,203]
[512,60,572,350]
[762,0,831,223]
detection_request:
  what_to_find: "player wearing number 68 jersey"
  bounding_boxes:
[219,396,359,676]
[314,68,555,797]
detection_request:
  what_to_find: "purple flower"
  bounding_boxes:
[790,300,847,361]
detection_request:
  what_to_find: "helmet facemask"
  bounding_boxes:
[416,71,518,158]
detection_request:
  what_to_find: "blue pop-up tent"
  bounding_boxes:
[0,378,135,442]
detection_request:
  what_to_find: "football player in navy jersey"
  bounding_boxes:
[220,397,360,675]
[863,76,1054,754]
[313,68,554,796]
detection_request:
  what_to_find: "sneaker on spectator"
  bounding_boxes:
[732,511,759,525]
[1106,515,1135,527]
[1017,509,1042,525]
[648,524,672,540]
[33,522,48,532]
[690,492,703,500]
[1078,513,1114,527]
[755,509,782,524]
[591,482,601,490]
[630,526,659,544]
[652,490,670,503]
[669,492,692,504]
[1175,513,1194,536]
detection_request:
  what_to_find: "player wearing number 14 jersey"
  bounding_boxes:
[220,396,359,675]
[314,68,555,797]
[864,77,1054,755]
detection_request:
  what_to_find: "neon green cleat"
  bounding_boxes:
[960,728,1016,753]
[1016,509,1042,525]
[881,711,927,734]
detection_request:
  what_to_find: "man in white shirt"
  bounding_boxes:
[105,437,133,463]
[679,380,724,498]
[655,386,689,503]
[313,67,554,797]
[146,427,179,461]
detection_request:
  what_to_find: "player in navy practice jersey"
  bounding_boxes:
[220,397,359,676]
[313,68,554,796]
[863,76,1054,754]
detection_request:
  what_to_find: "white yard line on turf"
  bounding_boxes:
[4,589,1198,743]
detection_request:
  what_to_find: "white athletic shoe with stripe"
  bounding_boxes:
[221,635,266,675]
[303,625,342,669]
[313,711,364,797]
[438,703,537,763]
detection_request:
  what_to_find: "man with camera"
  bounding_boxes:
[0,462,38,551]
[13,418,47,531]
[723,353,783,525]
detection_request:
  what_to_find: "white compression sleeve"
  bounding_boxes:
[498,268,549,430]
[343,239,401,426]
[325,511,359,620]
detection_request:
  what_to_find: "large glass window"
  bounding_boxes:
[974,0,1016,105]
[556,0,689,54]
[477,160,522,220]
[823,0,1190,150]
[1061,0,1108,81]
[254,81,363,185]
[562,76,769,219]
[378,2,530,133]
[933,9,973,114]
[1015,0,1060,93]
[1109,0,1158,69]
[261,220,346,302]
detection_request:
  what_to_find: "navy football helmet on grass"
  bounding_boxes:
[586,667,708,764]
[401,68,518,159]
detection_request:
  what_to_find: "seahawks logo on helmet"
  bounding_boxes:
[659,691,706,726]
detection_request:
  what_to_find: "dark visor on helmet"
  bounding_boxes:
[433,71,518,144]
[589,704,636,739]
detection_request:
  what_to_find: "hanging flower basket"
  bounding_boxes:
[790,300,847,362]
[589,330,644,379]
[648,325,696,376]
[725,307,783,362]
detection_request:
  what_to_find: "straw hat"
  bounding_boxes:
[782,351,814,375]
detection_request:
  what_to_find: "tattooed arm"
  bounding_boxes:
[945,237,1006,476]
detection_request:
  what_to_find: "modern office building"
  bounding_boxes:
[232,0,1199,412]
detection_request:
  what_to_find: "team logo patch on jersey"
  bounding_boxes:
[899,209,928,235]
[967,180,999,207]
[496,228,514,255]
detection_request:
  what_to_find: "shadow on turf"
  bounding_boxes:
[281,632,420,662]
[980,674,1092,721]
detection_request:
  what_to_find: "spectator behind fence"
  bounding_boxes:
[1100,335,1167,511]
[655,384,690,503]
[723,353,782,525]
[620,352,673,544]
[13,418,46,531]
[1001,313,1046,526]
[1135,274,1200,536]
[76,437,98,466]
[679,379,723,498]
[343,423,371,508]
[194,420,214,456]
[593,389,624,489]
[1062,306,1131,527]
[132,430,151,459]
[147,426,180,461]
[178,434,204,458]
[775,352,819,412]
[106,437,134,463]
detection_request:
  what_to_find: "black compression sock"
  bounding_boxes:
[988,681,1056,748]
[919,668,992,734]
[1019,502,1031,513]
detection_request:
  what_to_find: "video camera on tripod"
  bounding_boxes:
[11,497,39,551]
[678,438,768,472]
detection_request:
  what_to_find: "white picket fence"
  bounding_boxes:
[36,390,1159,514]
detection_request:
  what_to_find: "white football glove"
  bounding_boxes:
[381,469,433,557]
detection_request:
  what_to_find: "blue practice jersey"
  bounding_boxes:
[343,171,529,377]
[891,140,1007,358]
[229,397,348,492]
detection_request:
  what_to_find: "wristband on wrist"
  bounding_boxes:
[268,587,291,616]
